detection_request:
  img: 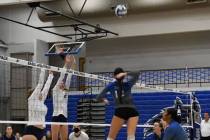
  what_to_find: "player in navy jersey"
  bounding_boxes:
[96,67,140,140]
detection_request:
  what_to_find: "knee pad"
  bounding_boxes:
[127,135,135,140]
[107,137,114,140]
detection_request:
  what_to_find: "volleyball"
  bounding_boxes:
[115,4,127,17]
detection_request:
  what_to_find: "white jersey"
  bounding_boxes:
[52,72,72,118]
[201,119,210,137]
[69,131,89,140]
[28,69,54,127]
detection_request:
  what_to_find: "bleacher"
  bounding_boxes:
[45,91,210,140]
[195,91,210,114]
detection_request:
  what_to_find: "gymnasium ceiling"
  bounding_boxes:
[1,0,210,20]
[39,0,210,21]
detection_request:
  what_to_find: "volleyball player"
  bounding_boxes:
[96,67,140,140]
[22,69,54,140]
[51,55,76,140]
[162,108,188,140]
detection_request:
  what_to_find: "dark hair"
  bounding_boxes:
[159,122,163,129]
[60,54,66,60]
[6,125,12,129]
[166,108,181,123]
[114,67,124,76]
[154,121,163,129]
[27,89,34,99]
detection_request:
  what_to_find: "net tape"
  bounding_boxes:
[0,120,193,128]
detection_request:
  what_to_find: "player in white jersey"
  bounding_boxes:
[22,69,54,140]
[51,55,76,140]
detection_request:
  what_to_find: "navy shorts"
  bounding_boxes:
[52,114,67,123]
[24,125,45,140]
[114,107,139,121]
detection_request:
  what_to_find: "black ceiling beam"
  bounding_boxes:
[26,7,35,24]
[63,31,108,37]
[76,27,96,34]
[40,25,102,35]
[38,24,74,29]
[38,23,85,29]
[76,35,107,42]
[65,0,77,17]
[78,0,87,16]
[0,16,72,39]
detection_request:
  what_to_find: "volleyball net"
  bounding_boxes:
[0,55,198,139]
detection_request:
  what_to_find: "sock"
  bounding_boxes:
[107,137,114,140]
[127,135,135,140]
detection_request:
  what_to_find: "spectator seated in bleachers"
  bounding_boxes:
[1,126,16,140]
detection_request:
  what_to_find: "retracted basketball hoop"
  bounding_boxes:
[45,42,85,56]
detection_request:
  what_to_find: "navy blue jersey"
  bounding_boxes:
[163,120,188,140]
[96,71,140,109]
[1,135,16,140]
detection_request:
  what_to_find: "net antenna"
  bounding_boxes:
[45,41,85,56]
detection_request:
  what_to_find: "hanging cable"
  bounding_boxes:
[78,0,87,17]
[65,0,77,17]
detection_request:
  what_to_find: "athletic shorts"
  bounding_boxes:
[114,107,139,121]
[52,114,67,123]
[24,125,45,140]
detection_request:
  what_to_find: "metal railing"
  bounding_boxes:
[71,67,210,90]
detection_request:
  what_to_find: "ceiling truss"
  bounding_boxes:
[0,2,118,41]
